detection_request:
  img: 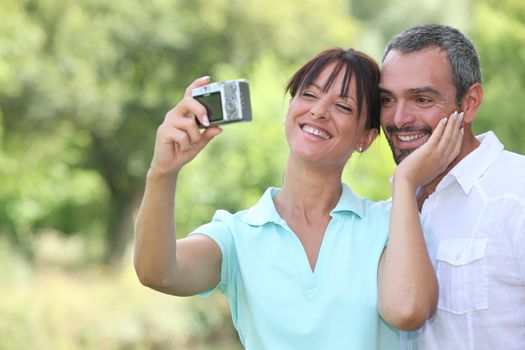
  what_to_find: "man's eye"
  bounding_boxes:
[381,96,393,106]
[416,97,432,104]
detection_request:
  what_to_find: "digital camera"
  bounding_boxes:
[192,79,252,127]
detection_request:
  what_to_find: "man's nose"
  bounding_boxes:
[392,101,416,128]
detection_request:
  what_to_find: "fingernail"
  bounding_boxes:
[452,111,459,120]
[203,115,210,127]
[459,112,464,121]
[442,117,448,124]
[460,127,464,135]
[200,75,210,80]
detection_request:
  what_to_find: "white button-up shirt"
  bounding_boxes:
[401,131,525,350]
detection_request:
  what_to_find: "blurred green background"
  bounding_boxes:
[1,0,524,348]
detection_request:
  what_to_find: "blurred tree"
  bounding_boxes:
[472,0,525,154]
[6,0,521,268]
[0,0,362,266]
[350,0,473,59]
[343,0,473,199]
[348,0,525,154]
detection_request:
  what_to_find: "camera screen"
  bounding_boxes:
[194,92,223,122]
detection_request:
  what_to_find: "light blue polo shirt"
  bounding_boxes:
[192,183,399,350]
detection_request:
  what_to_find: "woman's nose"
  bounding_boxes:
[310,103,329,120]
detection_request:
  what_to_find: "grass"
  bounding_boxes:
[0,234,242,350]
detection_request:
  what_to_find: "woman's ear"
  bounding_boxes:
[357,128,379,153]
[461,83,483,124]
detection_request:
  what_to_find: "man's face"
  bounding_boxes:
[379,47,459,164]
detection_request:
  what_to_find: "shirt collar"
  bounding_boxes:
[436,131,504,194]
[241,183,364,226]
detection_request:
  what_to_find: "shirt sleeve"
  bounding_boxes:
[190,210,239,298]
[377,199,393,246]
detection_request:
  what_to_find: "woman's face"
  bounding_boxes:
[284,63,376,169]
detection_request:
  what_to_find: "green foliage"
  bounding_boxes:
[1,0,524,348]
[0,236,241,349]
[0,0,361,260]
[350,0,473,59]
[3,0,524,260]
[473,0,525,153]
[344,134,395,200]
[0,122,109,250]
[176,55,290,236]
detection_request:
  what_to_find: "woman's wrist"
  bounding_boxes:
[147,167,179,188]
[393,170,418,194]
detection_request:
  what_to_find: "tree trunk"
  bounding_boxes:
[104,190,143,270]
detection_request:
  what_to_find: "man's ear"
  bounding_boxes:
[357,128,379,152]
[461,83,483,123]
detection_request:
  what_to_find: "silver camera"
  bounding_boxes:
[192,79,252,127]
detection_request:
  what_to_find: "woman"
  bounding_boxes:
[134,48,463,349]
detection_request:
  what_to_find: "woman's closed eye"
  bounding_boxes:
[302,91,318,99]
[336,103,353,114]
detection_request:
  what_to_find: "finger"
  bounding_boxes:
[171,127,195,153]
[176,126,223,158]
[165,99,208,143]
[183,76,211,98]
[167,112,203,146]
[447,127,464,164]
[168,96,208,121]
[158,117,197,151]
[197,126,223,148]
[439,111,463,157]
[180,85,211,127]
[449,111,464,152]
[426,115,448,148]
[189,98,210,127]
[445,116,464,163]
[436,111,458,152]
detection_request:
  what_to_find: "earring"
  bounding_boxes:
[357,146,363,153]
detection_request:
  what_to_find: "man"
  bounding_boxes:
[379,24,525,350]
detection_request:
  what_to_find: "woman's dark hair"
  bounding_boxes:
[285,48,381,132]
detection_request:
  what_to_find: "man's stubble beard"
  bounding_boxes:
[384,125,433,165]
[385,136,416,165]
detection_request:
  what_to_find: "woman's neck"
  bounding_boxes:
[275,156,344,217]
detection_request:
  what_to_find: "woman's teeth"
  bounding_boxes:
[303,125,331,140]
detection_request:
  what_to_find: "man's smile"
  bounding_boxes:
[384,126,433,163]
[385,126,433,147]
[397,132,427,142]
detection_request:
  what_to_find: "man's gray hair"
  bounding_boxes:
[383,24,481,107]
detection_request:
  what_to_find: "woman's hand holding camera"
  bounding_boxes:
[150,76,223,177]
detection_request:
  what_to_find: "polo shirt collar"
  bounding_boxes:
[241,183,364,226]
[436,131,503,194]
[331,183,364,217]
[241,187,282,226]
